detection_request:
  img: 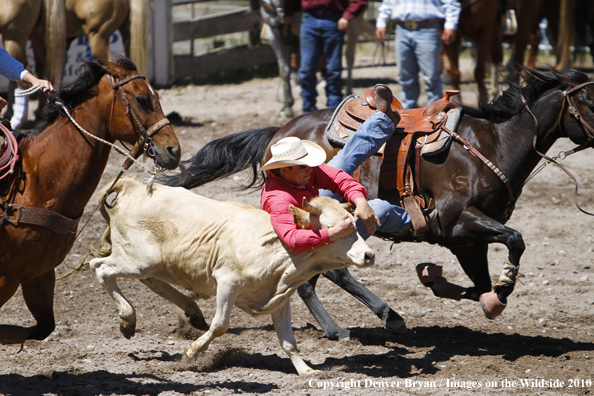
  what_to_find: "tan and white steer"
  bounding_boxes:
[89,177,375,375]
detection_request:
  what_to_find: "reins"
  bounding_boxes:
[520,80,594,216]
[1,74,171,237]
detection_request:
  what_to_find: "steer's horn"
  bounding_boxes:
[302,197,321,214]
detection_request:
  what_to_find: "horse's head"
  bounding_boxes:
[100,58,181,170]
[553,69,594,149]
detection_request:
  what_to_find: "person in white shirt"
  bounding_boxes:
[375,0,460,109]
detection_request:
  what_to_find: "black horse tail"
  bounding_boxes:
[161,126,280,189]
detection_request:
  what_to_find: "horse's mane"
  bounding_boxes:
[17,56,138,139]
[461,67,592,123]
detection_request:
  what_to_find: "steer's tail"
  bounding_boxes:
[160,126,280,189]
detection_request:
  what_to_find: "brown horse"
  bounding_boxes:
[167,68,594,340]
[0,57,180,344]
[442,0,504,104]
[505,0,560,80]
[63,0,149,74]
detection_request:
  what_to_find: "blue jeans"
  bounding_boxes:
[396,22,443,109]
[321,112,411,239]
[299,11,344,113]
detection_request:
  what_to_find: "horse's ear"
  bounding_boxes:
[289,205,312,229]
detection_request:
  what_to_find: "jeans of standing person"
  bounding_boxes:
[396,22,443,109]
[299,10,345,114]
[320,112,411,239]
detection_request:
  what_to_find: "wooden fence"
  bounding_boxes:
[153,0,277,86]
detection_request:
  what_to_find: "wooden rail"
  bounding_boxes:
[169,0,276,82]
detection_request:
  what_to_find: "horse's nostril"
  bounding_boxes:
[167,146,181,161]
[365,251,375,263]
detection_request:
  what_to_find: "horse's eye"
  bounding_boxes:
[136,95,148,108]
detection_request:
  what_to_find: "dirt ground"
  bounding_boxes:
[2,50,594,396]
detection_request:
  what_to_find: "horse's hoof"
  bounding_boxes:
[188,314,209,331]
[328,328,350,341]
[416,263,443,285]
[480,291,507,319]
[430,277,465,301]
[0,325,28,344]
[385,319,407,334]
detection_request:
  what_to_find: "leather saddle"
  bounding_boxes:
[325,89,462,236]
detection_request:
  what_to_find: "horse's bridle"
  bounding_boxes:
[109,74,171,169]
[521,80,594,216]
[558,81,594,143]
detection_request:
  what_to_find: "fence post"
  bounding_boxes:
[152,0,173,87]
[248,0,261,47]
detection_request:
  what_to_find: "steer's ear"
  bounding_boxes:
[289,205,312,229]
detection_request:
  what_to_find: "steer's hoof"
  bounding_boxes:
[386,319,407,334]
[416,263,443,285]
[120,323,136,339]
[181,351,195,364]
[480,291,507,319]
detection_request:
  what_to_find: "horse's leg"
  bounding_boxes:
[449,243,492,302]
[474,39,489,104]
[19,270,57,341]
[450,207,525,315]
[272,301,318,375]
[345,13,362,96]
[86,32,113,61]
[297,274,350,340]
[442,37,462,103]
[265,25,294,119]
[297,269,406,341]
[139,277,209,330]
[322,268,407,333]
[0,278,29,344]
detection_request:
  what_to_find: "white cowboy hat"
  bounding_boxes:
[258,137,327,172]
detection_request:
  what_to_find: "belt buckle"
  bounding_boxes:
[404,20,419,30]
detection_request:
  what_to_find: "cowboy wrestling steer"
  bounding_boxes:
[89,176,375,375]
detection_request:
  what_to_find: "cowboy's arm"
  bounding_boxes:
[315,164,380,232]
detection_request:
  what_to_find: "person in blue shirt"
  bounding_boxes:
[0,47,54,124]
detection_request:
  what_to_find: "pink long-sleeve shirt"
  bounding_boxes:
[261,163,367,253]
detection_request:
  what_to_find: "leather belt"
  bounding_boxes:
[398,18,442,30]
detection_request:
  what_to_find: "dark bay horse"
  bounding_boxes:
[169,68,594,340]
[0,57,181,345]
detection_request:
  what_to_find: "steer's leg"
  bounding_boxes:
[297,274,351,340]
[139,278,209,330]
[182,280,238,362]
[90,257,137,339]
[272,302,319,375]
